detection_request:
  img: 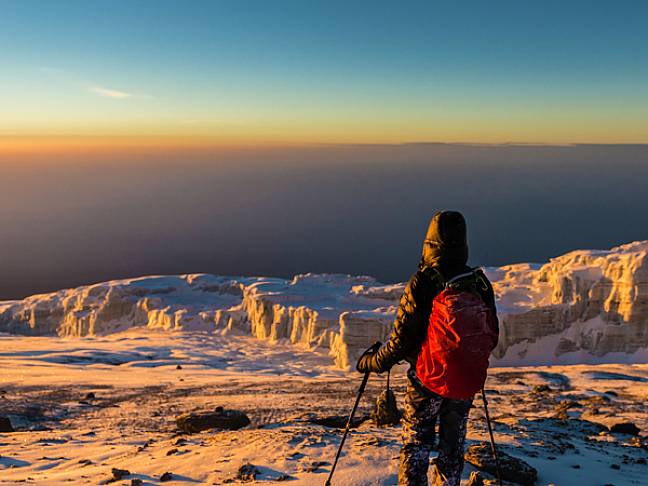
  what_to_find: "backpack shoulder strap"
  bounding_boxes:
[473,267,491,292]
[445,270,477,287]
[419,265,446,289]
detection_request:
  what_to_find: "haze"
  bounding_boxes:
[1,143,647,299]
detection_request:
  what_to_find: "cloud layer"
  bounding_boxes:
[88,86,133,99]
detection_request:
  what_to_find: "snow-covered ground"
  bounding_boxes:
[1,331,646,485]
[1,240,647,484]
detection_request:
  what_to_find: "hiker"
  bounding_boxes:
[356,210,499,486]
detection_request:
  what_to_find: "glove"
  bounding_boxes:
[356,341,382,373]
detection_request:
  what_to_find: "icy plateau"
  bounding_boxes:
[1,241,647,369]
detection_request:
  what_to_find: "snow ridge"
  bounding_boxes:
[1,241,648,368]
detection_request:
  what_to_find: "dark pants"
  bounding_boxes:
[398,373,472,486]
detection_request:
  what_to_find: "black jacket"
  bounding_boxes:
[365,211,499,373]
[369,265,498,373]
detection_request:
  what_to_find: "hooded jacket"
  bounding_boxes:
[364,211,498,373]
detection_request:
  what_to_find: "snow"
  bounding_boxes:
[2,241,648,369]
[1,241,648,483]
[0,331,646,485]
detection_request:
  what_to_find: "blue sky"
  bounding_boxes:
[1,0,647,143]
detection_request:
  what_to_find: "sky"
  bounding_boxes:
[1,0,647,148]
[1,2,648,298]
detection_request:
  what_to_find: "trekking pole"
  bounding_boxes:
[325,341,380,486]
[481,386,503,486]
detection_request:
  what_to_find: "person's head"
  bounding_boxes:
[421,210,468,268]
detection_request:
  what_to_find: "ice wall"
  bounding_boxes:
[1,241,647,368]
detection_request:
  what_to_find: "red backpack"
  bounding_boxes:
[416,269,498,400]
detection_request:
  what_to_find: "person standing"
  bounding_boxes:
[356,210,499,486]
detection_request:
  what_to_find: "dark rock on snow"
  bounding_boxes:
[160,471,174,481]
[105,468,130,483]
[372,389,401,427]
[629,436,648,450]
[0,416,14,433]
[309,414,370,429]
[530,384,552,394]
[298,461,329,473]
[176,406,250,433]
[610,422,640,436]
[465,442,538,485]
[236,462,258,482]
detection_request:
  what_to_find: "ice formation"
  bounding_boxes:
[1,241,647,368]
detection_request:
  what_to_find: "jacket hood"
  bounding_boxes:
[421,210,468,268]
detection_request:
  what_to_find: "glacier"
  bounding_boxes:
[1,241,647,369]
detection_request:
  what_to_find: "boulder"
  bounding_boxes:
[176,407,250,433]
[236,462,258,482]
[0,416,14,433]
[308,414,370,429]
[465,443,537,485]
[105,468,130,483]
[610,422,641,436]
[372,388,401,427]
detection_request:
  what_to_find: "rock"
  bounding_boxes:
[629,436,648,450]
[466,471,485,486]
[610,422,640,436]
[604,390,618,397]
[160,471,173,482]
[130,480,143,486]
[175,407,250,433]
[465,443,537,486]
[610,464,621,470]
[298,461,329,473]
[0,416,14,433]
[276,473,294,481]
[308,414,370,429]
[166,448,178,456]
[553,400,580,420]
[236,462,258,482]
[531,384,552,394]
[176,364,183,370]
[372,388,401,426]
[78,459,93,466]
[106,468,130,483]
[84,392,96,400]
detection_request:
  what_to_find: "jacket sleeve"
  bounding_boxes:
[475,269,499,350]
[369,270,437,373]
